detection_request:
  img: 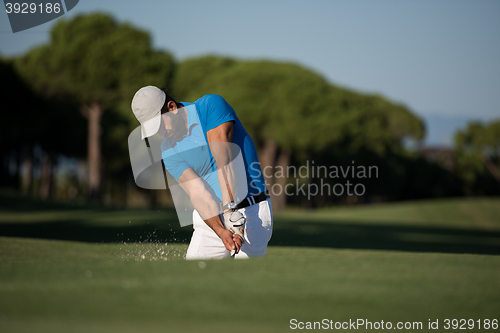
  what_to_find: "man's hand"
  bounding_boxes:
[223,210,246,256]
[217,229,243,254]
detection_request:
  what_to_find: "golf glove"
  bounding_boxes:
[223,210,246,240]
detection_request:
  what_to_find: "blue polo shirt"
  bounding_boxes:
[161,94,267,202]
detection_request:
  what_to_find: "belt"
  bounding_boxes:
[221,191,270,211]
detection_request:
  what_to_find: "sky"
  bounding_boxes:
[1,0,499,146]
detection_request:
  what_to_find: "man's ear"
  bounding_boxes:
[168,101,178,113]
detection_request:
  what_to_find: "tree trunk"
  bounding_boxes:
[39,152,52,199]
[273,149,291,211]
[21,146,33,194]
[84,102,104,200]
[258,140,278,190]
[14,149,21,189]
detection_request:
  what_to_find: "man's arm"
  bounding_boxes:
[206,121,246,257]
[177,167,242,253]
[206,121,237,209]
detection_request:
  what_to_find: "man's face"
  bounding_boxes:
[160,108,187,141]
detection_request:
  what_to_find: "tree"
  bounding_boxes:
[15,13,175,199]
[455,120,500,183]
[175,57,335,209]
[174,55,425,209]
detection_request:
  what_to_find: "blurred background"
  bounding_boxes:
[1,0,499,210]
[1,3,500,332]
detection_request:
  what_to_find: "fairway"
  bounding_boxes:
[1,238,499,333]
[1,193,500,332]
[3,3,500,332]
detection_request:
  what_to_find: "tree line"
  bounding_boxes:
[1,13,498,209]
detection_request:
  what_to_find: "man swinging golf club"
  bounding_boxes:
[131,86,273,259]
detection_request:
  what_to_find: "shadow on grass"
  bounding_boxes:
[0,191,193,244]
[0,192,499,255]
[0,219,193,244]
[1,218,499,255]
[269,220,500,255]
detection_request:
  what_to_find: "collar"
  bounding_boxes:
[183,104,199,133]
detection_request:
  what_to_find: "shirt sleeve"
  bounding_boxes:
[201,95,237,132]
[162,149,189,182]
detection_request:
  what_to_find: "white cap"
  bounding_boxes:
[131,86,166,140]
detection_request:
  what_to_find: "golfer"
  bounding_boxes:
[131,86,273,259]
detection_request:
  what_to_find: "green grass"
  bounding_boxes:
[0,238,499,333]
[1,193,500,332]
[282,197,500,230]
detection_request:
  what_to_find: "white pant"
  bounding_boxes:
[185,198,273,260]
